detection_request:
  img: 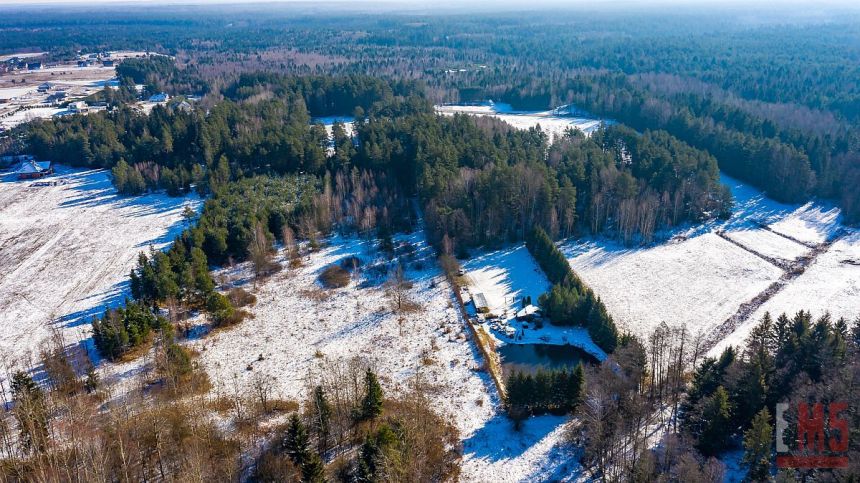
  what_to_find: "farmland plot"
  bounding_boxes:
[562,172,857,354]
[562,233,783,342]
[0,167,200,372]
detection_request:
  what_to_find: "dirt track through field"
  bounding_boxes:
[702,229,846,353]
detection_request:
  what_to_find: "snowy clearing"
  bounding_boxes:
[190,231,581,482]
[313,116,355,139]
[461,245,606,360]
[313,116,355,155]
[0,166,200,373]
[436,102,606,140]
[462,245,549,321]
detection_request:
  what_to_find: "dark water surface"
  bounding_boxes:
[499,343,598,376]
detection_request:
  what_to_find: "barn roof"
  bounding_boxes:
[472,292,489,309]
[516,304,539,319]
[15,160,51,174]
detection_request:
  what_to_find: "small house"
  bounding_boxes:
[149,92,170,103]
[172,100,192,113]
[77,60,89,67]
[516,304,540,321]
[37,82,53,92]
[69,101,88,113]
[47,91,66,103]
[102,60,115,67]
[26,62,42,71]
[15,160,53,180]
[472,293,490,313]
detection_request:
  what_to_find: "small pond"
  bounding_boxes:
[499,343,598,376]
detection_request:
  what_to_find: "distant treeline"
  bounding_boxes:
[480,75,860,223]
[22,67,731,248]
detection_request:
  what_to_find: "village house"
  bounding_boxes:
[515,304,540,321]
[149,92,170,103]
[69,101,88,113]
[47,91,67,104]
[14,159,53,180]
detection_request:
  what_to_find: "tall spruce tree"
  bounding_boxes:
[309,385,332,455]
[696,386,733,456]
[742,408,773,482]
[360,369,384,421]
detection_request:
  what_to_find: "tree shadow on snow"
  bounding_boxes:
[55,279,130,329]
[462,413,567,463]
[56,168,199,219]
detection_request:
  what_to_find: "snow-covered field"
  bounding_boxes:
[436,102,605,140]
[0,107,67,130]
[722,228,809,262]
[562,233,784,342]
[561,172,857,353]
[191,231,580,481]
[0,86,38,100]
[0,166,200,372]
[712,230,860,355]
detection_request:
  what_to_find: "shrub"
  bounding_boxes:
[340,255,363,271]
[227,287,257,308]
[207,292,246,328]
[319,265,350,288]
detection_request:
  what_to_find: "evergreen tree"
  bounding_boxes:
[359,369,384,421]
[309,385,332,455]
[586,299,618,353]
[84,366,99,393]
[696,386,733,456]
[568,363,585,411]
[357,435,382,482]
[11,371,49,453]
[302,452,326,483]
[742,408,773,482]
[284,413,311,467]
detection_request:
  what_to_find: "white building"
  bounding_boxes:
[69,101,88,113]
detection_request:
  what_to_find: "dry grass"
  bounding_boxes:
[318,264,350,288]
[299,287,331,302]
[227,287,257,308]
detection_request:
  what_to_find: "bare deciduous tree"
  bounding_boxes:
[249,222,273,289]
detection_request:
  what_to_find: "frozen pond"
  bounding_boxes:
[499,343,597,376]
